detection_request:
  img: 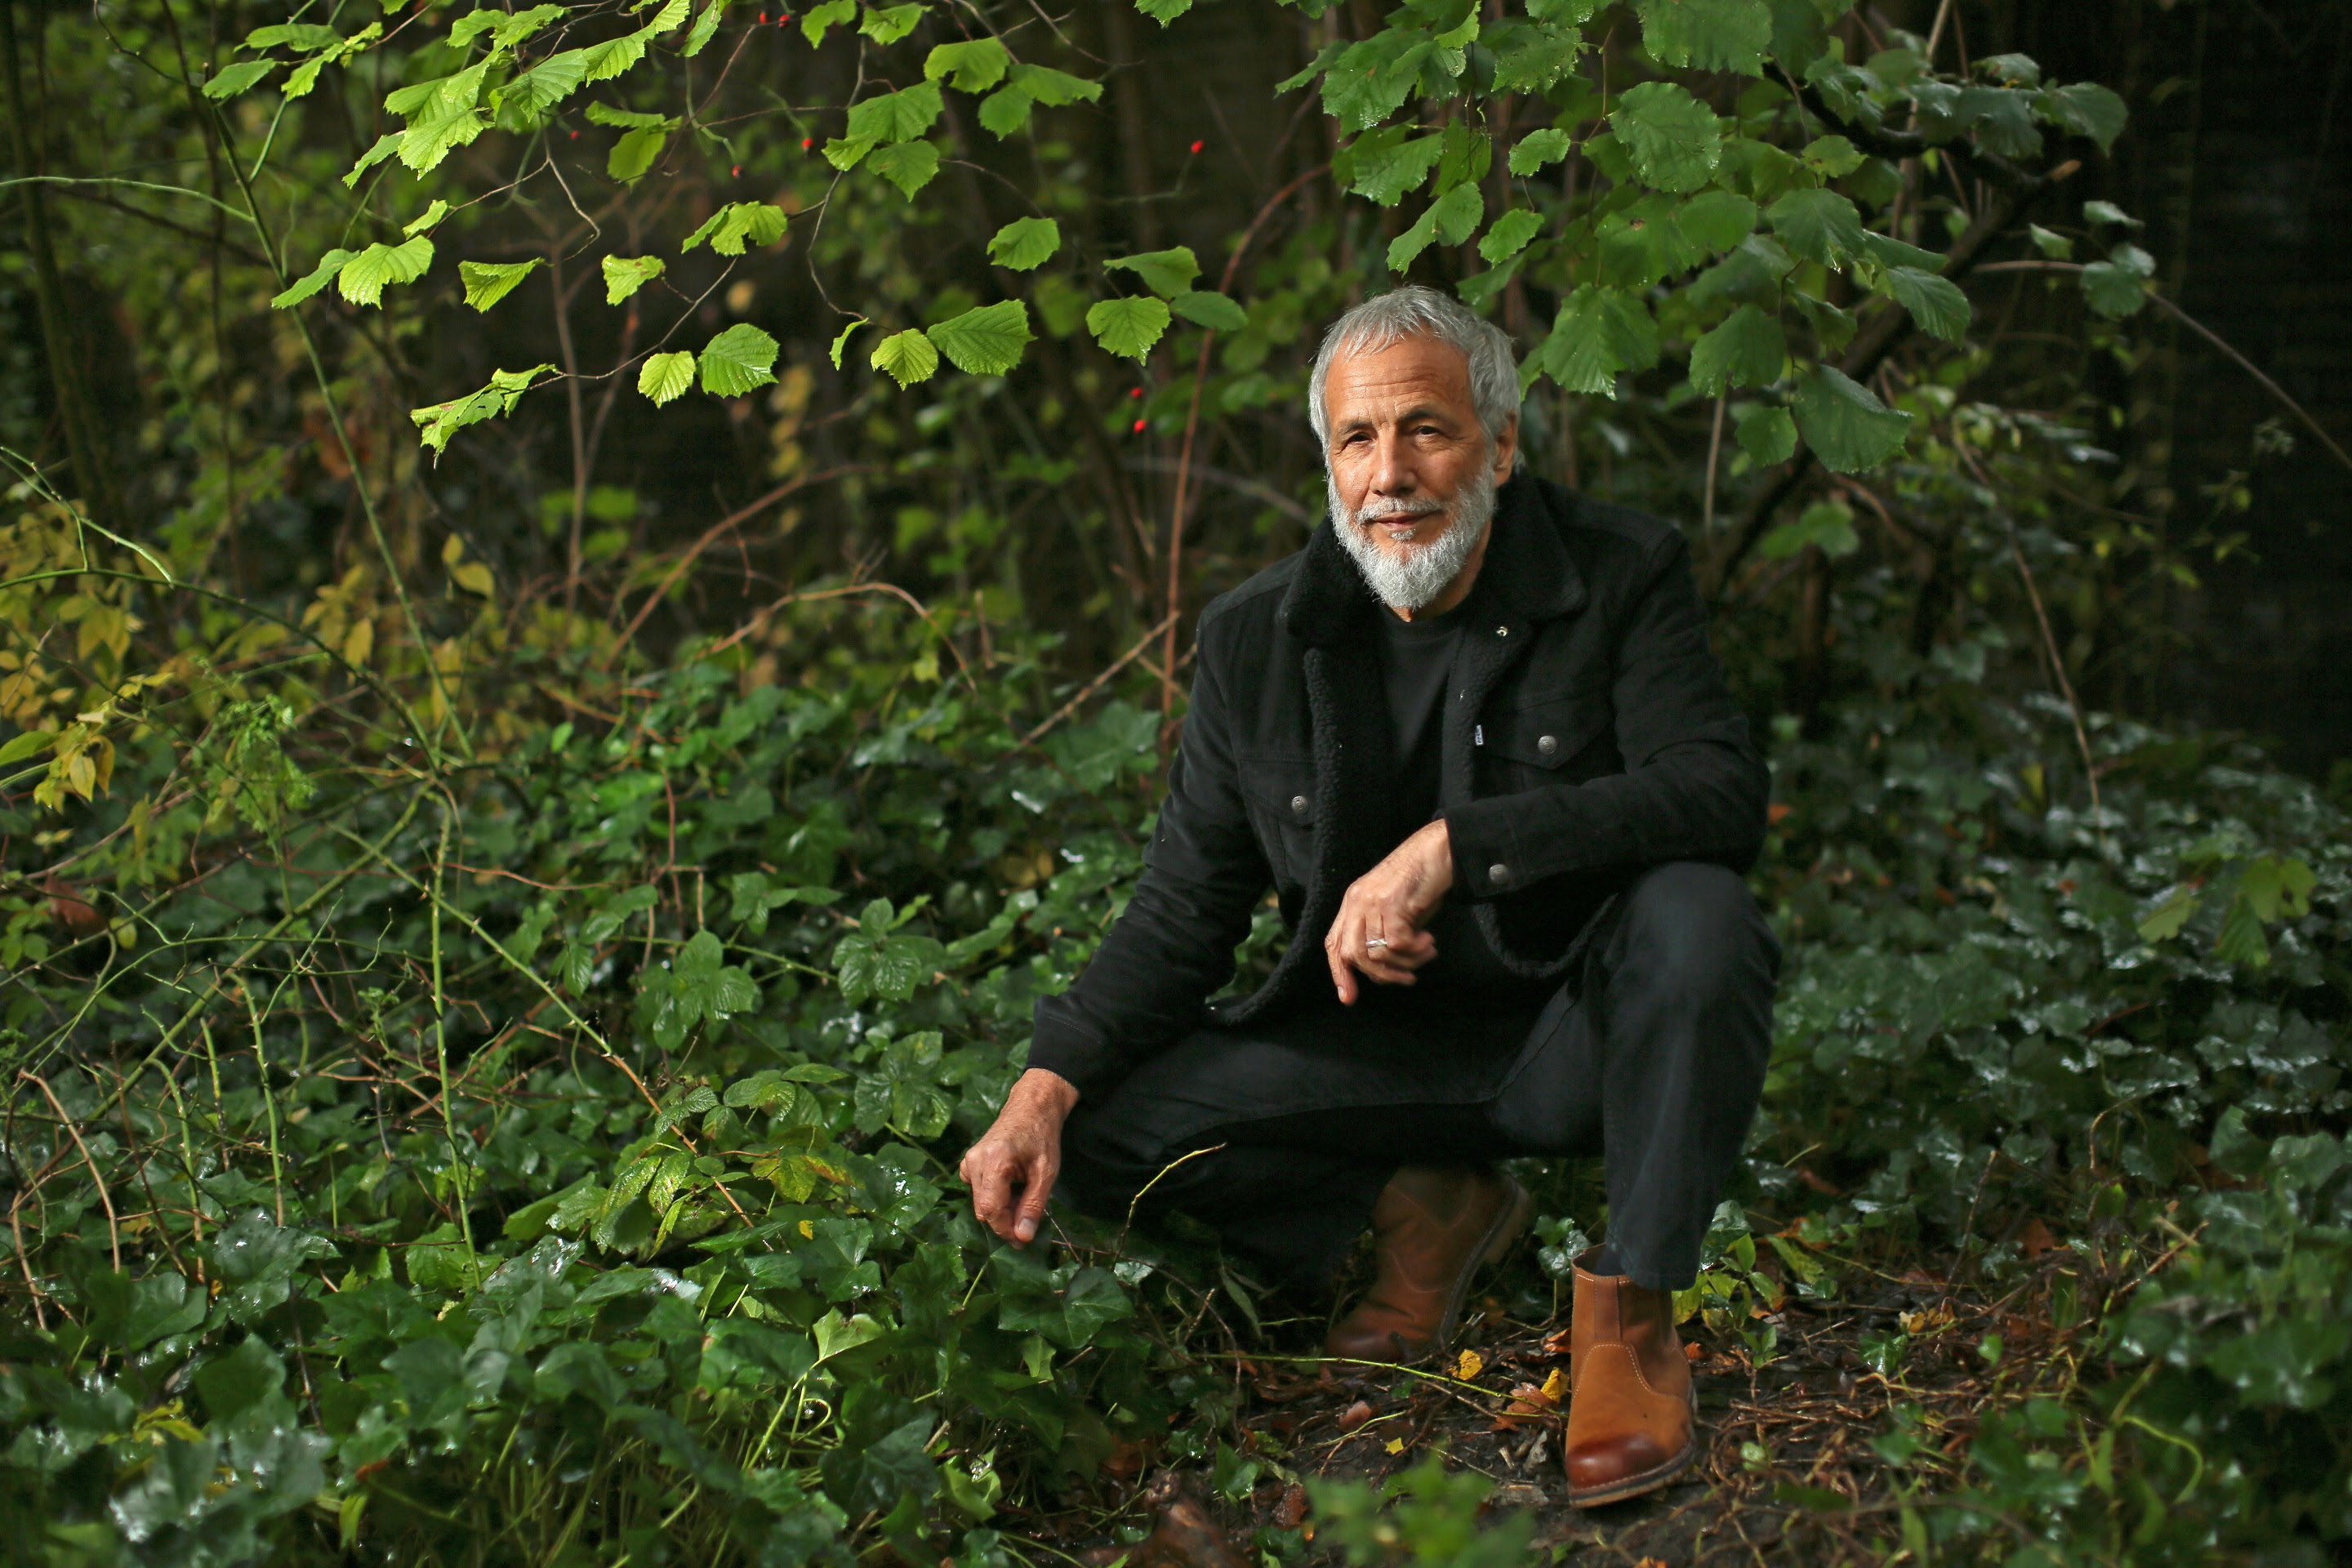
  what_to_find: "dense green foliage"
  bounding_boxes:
[2,0,2346,1561]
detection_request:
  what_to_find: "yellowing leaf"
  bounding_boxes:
[1541,1366,1566,1401]
[1384,1437,1406,1454]
[1455,1348,1485,1380]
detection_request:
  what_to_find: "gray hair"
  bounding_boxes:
[1307,286,1521,457]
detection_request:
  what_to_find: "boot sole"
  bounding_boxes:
[1431,1177,1534,1360]
[1565,1388,1701,1508]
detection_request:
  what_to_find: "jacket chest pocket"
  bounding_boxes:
[1238,754,1316,892]
[1478,692,1615,790]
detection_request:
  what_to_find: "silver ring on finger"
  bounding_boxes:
[1365,936,1390,951]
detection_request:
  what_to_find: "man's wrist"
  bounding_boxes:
[1012,1067,1080,1120]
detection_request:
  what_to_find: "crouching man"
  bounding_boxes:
[961,285,1779,1507]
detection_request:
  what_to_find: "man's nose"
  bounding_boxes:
[1370,430,1416,495]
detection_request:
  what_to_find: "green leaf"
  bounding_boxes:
[2239,856,2318,922]
[403,199,451,237]
[1087,296,1171,360]
[1766,186,1869,267]
[2080,243,2154,318]
[1735,402,1797,466]
[1790,366,1911,472]
[823,135,876,171]
[1527,284,1659,397]
[847,80,943,143]
[1611,81,1722,193]
[1882,266,1971,341]
[1760,498,1858,559]
[608,122,675,183]
[800,0,854,42]
[195,1334,285,1421]
[1801,134,1865,178]
[271,248,358,309]
[1486,16,1583,92]
[2136,884,2198,942]
[1508,127,1574,176]
[871,329,942,387]
[1860,231,1946,271]
[927,300,1032,374]
[1637,0,1771,75]
[637,351,696,405]
[2028,225,2073,260]
[859,2,924,43]
[1169,290,1248,332]
[681,201,791,255]
[1690,304,1785,394]
[829,318,868,368]
[461,259,543,312]
[410,363,554,452]
[1479,207,1544,265]
[1134,0,1193,23]
[0,728,57,768]
[2213,895,2270,967]
[2082,199,2140,229]
[581,28,653,83]
[1105,247,1200,299]
[337,237,435,308]
[1677,189,1759,254]
[1387,181,1483,271]
[586,101,670,129]
[699,323,781,396]
[865,141,941,198]
[2039,82,2127,151]
[602,255,664,304]
[202,60,278,99]
[1346,129,1445,207]
[243,21,345,51]
[497,49,589,119]
[987,216,1061,271]
[683,0,724,56]
[925,37,1010,91]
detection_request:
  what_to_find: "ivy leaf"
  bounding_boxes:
[829,318,868,369]
[1386,181,1484,272]
[337,237,435,308]
[638,350,695,405]
[1479,207,1544,265]
[2080,243,2154,319]
[271,248,358,309]
[987,217,1061,271]
[1791,366,1912,472]
[859,2,924,43]
[460,259,543,313]
[1882,266,1971,341]
[1735,403,1797,466]
[1635,0,1771,74]
[681,201,790,256]
[865,141,941,199]
[1508,127,1574,176]
[203,60,278,99]
[1611,81,1722,193]
[1689,304,1785,394]
[1346,129,1445,207]
[1760,498,1859,559]
[1766,187,1869,268]
[871,329,942,387]
[1169,291,1248,332]
[927,301,1032,375]
[1105,247,1200,299]
[1087,296,1171,361]
[925,37,1009,91]
[699,323,780,396]
[602,255,664,305]
[846,81,943,143]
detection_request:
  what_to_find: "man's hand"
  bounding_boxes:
[961,1067,1080,1245]
[1325,817,1455,1004]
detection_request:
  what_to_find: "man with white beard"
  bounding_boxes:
[961,287,1777,1507]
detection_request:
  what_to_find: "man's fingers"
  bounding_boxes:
[1013,1152,1057,1244]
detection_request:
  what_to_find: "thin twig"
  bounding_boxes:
[1022,611,1178,746]
[23,1073,120,1272]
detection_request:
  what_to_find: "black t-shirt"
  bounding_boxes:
[1375,603,1464,845]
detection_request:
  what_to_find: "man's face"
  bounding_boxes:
[1321,335,1518,611]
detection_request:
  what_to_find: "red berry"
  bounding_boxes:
[1189,139,1204,154]
[801,137,813,149]
[731,164,742,176]
[1132,417,1147,434]
[779,11,792,20]
[568,129,578,140]
[1129,386,1143,399]
[758,10,767,20]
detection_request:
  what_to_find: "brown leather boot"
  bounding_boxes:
[1322,1167,1530,1364]
[1562,1250,1697,1507]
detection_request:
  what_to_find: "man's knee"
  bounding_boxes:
[1616,860,1779,998]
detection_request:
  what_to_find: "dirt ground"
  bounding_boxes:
[1018,1263,2067,1566]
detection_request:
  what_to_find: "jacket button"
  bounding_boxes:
[1290,795,1308,817]
[1488,862,1511,886]
[1538,733,1558,757]
[1495,625,1510,637]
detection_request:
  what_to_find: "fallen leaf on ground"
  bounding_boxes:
[1384,1437,1406,1454]
[1455,1348,1486,1380]
[1273,1483,1307,1528]
[1541,1326,1575,1357]
[1077,1472,1248,1568]
[1335,1400,1374,1433]
[2016,1218,2059,1256]
[1494,1380,1560,1430]
[1489,1481,1549,1510]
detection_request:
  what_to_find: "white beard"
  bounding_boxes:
[1327,465,1498,612]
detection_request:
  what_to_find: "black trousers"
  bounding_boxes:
[1056,862,1780,1293]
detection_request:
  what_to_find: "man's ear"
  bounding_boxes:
[1490,417,1520,483]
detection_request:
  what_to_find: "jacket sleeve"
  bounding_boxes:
[1026,644,1270,1096]
[1443,528,1767,898]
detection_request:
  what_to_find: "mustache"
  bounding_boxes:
[1349,495,1450,532]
